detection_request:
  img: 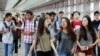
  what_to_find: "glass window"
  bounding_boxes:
[90,12,94,21]
[68,6,70,13]
[94,2,99,11]
[99,1,100,11]
[90,2,94,12]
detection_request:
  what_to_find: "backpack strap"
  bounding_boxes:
[3,21,13,28]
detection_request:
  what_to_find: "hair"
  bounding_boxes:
[94,11,100,15]
[61,17,76,42]
[12,17,17,25]
[48,12,56,17]
[79,15,96,42]
[5,13,12,18]
[71,11,80,17]
[59,11,64,14]
[26,11,33,15]
[15,15,19,18]
[37,18,50,35]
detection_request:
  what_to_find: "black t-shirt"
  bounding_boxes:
[92,20,100,31]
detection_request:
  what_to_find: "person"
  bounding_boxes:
[28,18,53,56]
[0,13,16,56]
[47,12,56,37]
[92,11,100,31]
[12,17,19,56]
[15,15,22,48]
[51,17,77,56]
[92,11,100,56]
[77,15,99,56]
[54,11,64,31]
[70,11,82,56]
[21,11,36,56]
[71,11,82,31]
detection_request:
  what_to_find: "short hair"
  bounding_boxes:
[5,13,12,17]
[26,11,33,15]
[94,11,100,15]
[48,12,56,16]
[72,11,80,17]
[15,15,19,17]
[59,11,64,14]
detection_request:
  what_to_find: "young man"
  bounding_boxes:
[94,11,100,56]
[54,11,64,31]
[93,11,100,31]
[47,12,56,37]
[0,13,16,56]
[21,11,36,56]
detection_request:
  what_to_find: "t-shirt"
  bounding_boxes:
[92,20,100,31]
[55,31,74,52]
[79,30,93,46]
[71,20,82,28]
[76,29,93,46]
[35,30,51,52]
[0,21,16,44]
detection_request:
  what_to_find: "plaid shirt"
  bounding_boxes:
[22,19,36,43]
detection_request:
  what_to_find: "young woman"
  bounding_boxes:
[28,18,53,56]
[51,17,77,56]
[77,15,99,56]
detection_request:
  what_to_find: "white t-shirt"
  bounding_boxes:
[0,21,16,44]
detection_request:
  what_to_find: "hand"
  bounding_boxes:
[80,46,87,51]
[4,29,9,33]
[29,32,34,35]
[54,50,59,56]
[71,48,75,54]
[88,44,94,49]
[23,31,30,35]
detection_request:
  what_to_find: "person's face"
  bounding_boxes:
[26,14,32,20]
[49,15,54,21]
[59,13,64,17]
[82,17,88,27]
[6,16,12,21]
[73,13,80,19]
[94,14,100,20]
[61,19,67,28]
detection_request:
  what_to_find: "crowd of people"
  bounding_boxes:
[0,10,100,56]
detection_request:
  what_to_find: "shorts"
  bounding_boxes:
[77,46,93,55]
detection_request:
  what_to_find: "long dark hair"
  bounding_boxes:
[37,18,49,35]
[12,17,17,25]
[79,15,96,42]
[61,17,76,42]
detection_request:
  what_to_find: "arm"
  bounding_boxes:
[88,30,99,49]
[28,33,37,56]
[50,38,58,56]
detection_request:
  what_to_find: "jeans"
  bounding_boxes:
[13,38,18,53]
[24,43,35,56]
[3,43,13,56]
[58,50,71,56]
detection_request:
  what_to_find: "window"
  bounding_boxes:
[90,2,94,12]
[90,12,94,21]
